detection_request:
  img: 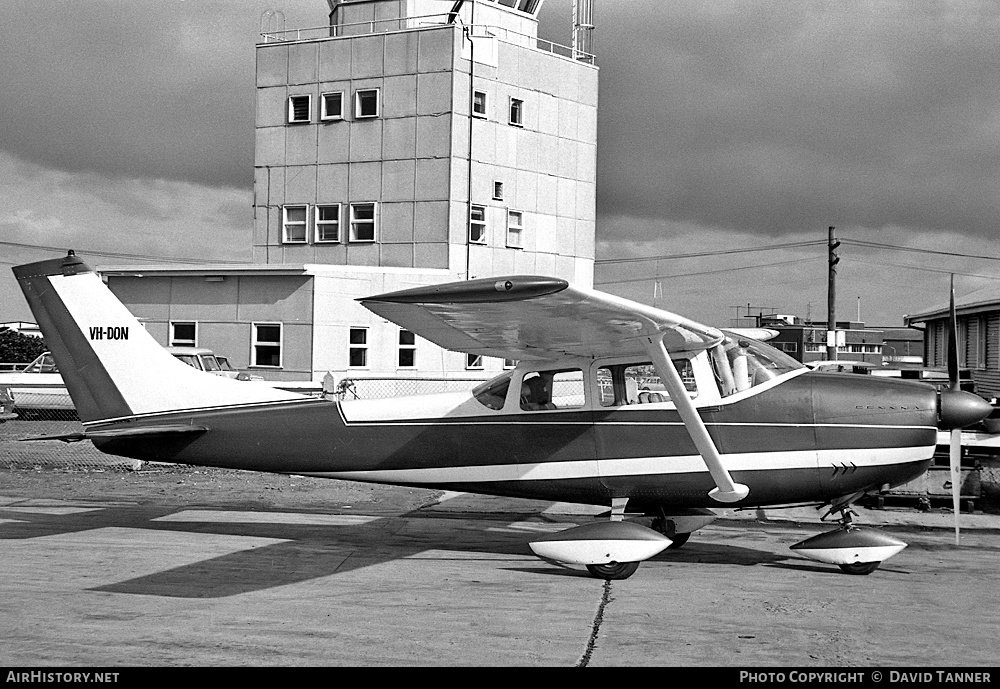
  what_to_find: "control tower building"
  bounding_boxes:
[105,0,598,384]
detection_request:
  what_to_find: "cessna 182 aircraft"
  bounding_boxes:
[13,252,992,579]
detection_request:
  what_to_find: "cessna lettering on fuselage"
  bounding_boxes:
[12,252,992,580]
[89,326,129,340]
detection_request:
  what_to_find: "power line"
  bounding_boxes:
[594,255,823,286]
[841,239,1000,263]
[847,256,1000,281]
[595,240,826,265]
[0,240,248,265]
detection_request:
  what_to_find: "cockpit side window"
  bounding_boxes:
[520,369,585,411]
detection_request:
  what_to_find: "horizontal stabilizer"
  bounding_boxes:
[22,424,208,444]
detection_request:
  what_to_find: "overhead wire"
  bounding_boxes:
[0,240,248,266]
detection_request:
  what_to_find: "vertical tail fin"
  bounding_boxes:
[13,252,306,423]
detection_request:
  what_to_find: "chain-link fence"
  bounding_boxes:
[332,376,490,400]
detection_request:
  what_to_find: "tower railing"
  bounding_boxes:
[259,13,595,65]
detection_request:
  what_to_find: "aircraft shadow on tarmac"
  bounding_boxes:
[1,502,808,598]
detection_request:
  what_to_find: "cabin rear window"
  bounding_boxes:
[597,360,696,407]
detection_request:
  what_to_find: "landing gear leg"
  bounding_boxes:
[651,511,691,549]
[829,507,881,575]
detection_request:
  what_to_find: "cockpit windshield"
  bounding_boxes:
[710,331,804,397]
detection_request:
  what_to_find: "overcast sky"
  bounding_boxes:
[2,0,1000,328]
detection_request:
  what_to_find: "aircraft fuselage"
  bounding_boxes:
[87,370,937,511]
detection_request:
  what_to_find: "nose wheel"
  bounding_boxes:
[791,496,908,574]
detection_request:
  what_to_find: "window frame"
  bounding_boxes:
[320,91,345,121]
[398,329,416,369]
[355,88,381,119]
[509,97,523,127]
[472,90,488,118]
[287,94,312,124]
[469,204,487,245]
[349,202,377,242]
[493,181,504,201]
[466,353,484,370]
[314,204,342,243]
[349,327,369,369]
[506,209,523,249]
[169,321,197,348]
[251,322,283,369]
[282,205,309,244]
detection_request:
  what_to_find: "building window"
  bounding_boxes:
[472,90,488,118]
[349,203,377,242]
[282,205,308,243]
[349,328,368,368]
[398,330,416,368]
[252,323,282,368]
[288,95,311,124]
[503,358,517,369]
[466,353,483,370]
[469,205,487,244]
[506,210,523,248]
[509,97,523,126]
[493,181,504,201]
[170,321,196,347]
[321,92,344,121]
[355,89,380,119]
[314,204,341,243]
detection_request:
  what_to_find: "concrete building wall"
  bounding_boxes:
[108,274,316,381]
[253,2,597,287]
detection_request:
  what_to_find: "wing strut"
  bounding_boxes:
[644,334,750,503]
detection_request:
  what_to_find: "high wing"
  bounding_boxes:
[359,276,724,361]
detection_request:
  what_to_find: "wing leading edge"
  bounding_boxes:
[359,276,724,361]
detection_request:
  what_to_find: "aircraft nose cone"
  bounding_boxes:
[939,389,993,429]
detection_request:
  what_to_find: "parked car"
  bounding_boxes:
[166,347,240,379]
[0,347,245,416]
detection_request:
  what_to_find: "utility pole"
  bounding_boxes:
[827,226,840,360]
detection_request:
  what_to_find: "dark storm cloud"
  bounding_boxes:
[0,0,259,188]
[2,0,997,245]
[588,0,1000,240]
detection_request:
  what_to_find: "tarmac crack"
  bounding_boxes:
[576,579,614,667]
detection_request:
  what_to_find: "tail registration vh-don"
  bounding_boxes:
[13,252,991,579]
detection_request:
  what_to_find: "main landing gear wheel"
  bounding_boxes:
[838,561,881,575]
[586,561,640,580]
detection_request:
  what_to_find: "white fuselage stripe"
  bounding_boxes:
[302,445,933,485]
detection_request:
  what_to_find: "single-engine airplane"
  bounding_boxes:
[13,253,992,579]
